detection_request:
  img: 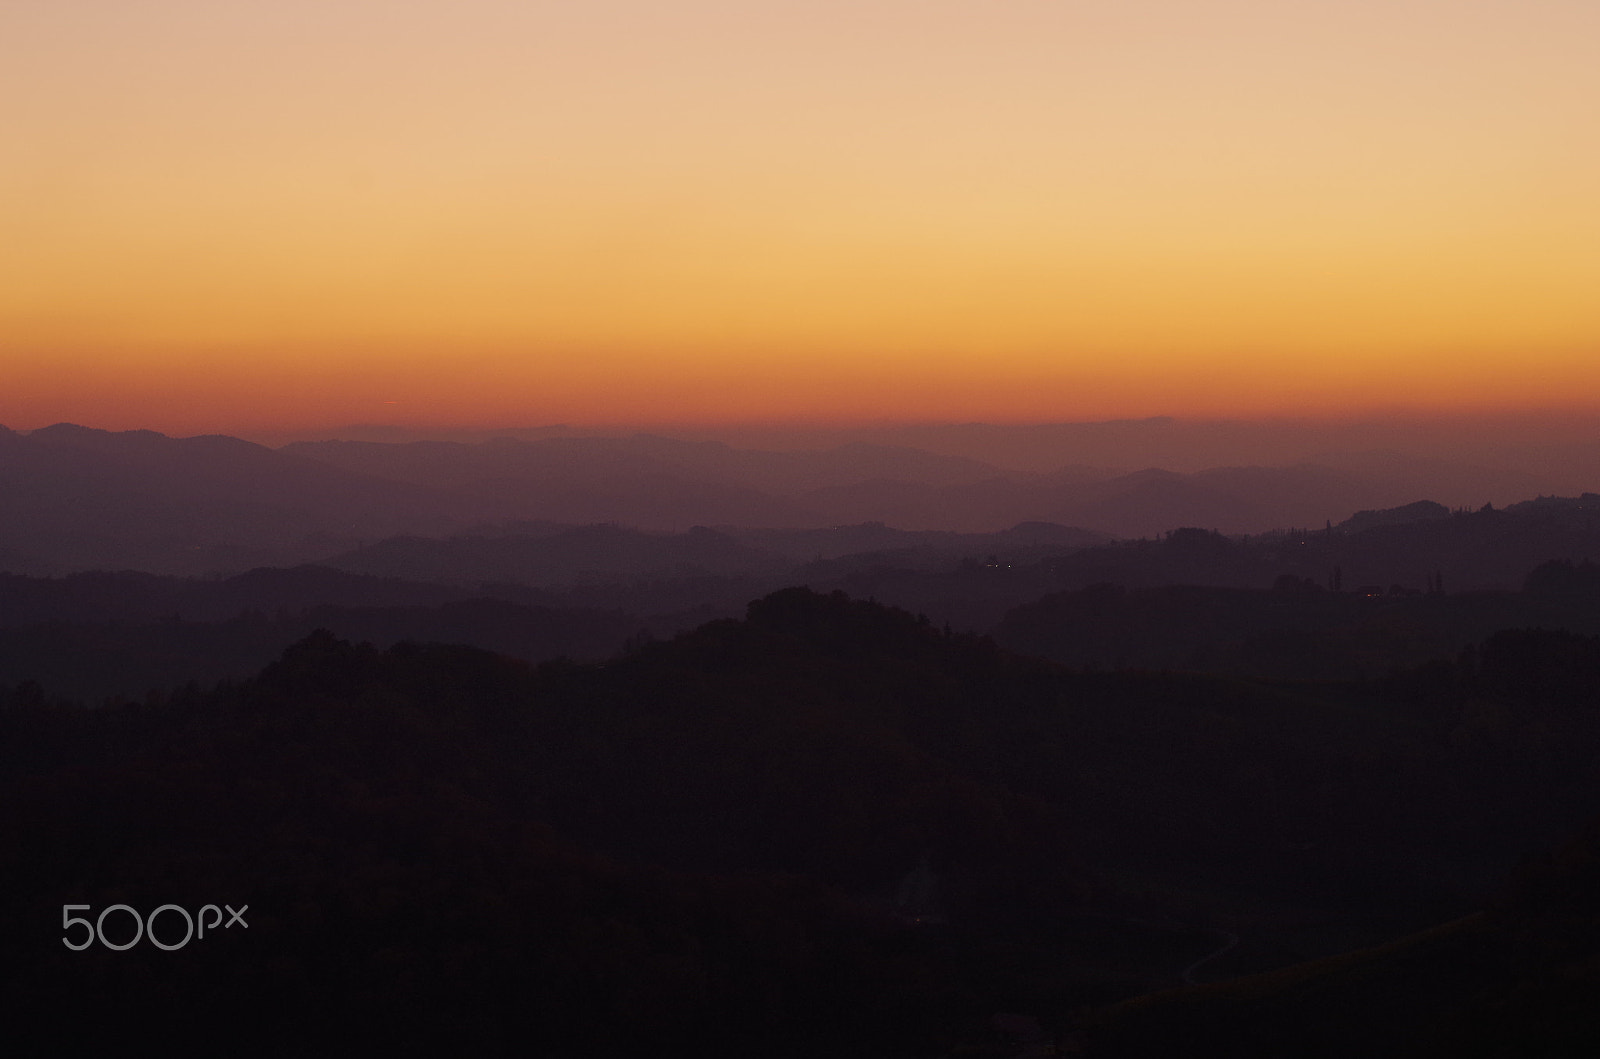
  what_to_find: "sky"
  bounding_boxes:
[3,0,1598,435]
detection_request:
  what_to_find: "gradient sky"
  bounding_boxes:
[4,0,1598,434]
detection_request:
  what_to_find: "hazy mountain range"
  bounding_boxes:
[246,413,1600,485]
[0,422,1576,575]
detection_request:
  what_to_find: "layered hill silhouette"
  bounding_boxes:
[325,495,1600,659]
[6,484,1600,697]
[7,417,1600,1054]
[1026,494,1600,594]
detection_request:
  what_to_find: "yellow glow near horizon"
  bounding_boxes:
[4,1,1598,434]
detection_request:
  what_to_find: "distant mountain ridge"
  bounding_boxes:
[281,433,1571,537]
[257,413,1600,485]
[2,423,1593,576]
[0,423,471,574]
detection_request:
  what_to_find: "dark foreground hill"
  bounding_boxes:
[1083,817,1600,1057]
[4,589,1600,1055]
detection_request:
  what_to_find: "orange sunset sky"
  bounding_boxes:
[3,0,1597,436]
